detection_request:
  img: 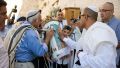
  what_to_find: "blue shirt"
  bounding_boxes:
[15,22,48,62]
[107,16,120,42]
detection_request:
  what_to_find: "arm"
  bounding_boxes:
[45,29,54,46]
[58,28,77,49]
[77,42,116,68]
[26,30,47,57]
[63,37,77,49]
[116,23,120,48]
[117,42,120,48]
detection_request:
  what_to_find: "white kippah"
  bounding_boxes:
[27,10,38,18]
[87,5,98,12]
[26,10,40,23]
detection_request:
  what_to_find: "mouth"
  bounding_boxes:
[100,14,104,17]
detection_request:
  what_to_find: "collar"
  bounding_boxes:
[107,16,115,25]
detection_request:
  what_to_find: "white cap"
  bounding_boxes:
[26,10,38,18]
[26,10,40,23]
[87,5,98,12]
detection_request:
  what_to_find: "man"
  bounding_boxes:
[0,0,9,40]
[31,10,48,68]
[4,10,54,68]
[58,5,118,68]
[99,2,120,67]
[0,0,9,68]
[57,9,67,29]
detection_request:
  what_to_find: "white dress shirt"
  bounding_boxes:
[0,37,9,68]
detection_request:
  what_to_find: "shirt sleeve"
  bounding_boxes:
[25,29,47,57]
[63,37,76,49]
[42,43,48,52]
[116,23,120,42]
[78,42,116,68]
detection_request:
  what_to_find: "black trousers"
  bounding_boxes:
[32,57,48,68]
[117,59,120,68]
[53,62,68,68]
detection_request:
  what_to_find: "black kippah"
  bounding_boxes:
[63,25,72,31]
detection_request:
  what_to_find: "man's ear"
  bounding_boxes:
[84,15,88,21]
[31,19,36,25]
[111,10,114,14]
[34,19,37,23]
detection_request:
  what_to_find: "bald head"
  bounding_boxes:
[100,2,114,22]
[103,2,114,12]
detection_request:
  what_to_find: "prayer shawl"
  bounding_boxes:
[73,21,118,68]
[43,21,62,55]
[43,21,71,64]
[43,21,60,53]
[3,22,34,68]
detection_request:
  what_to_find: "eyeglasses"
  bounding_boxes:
[80,14,90,17]
[99,9,111,12]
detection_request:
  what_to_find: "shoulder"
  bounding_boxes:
[24,29,36,38]
[92,22,115,36]
[110,16,120,25]
[92,26,114,37]
[91,23,118,46]
[62,20,68,24]
[109,17,120,30]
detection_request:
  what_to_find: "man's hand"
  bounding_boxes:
[77,50,83,58]
[77,51,80,58]
[46,55,53,63]
[117,42,120,49]
[58,28,64,40]
[60,54,71,60]
[45,29,54,45]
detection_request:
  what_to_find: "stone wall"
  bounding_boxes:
[78,0,120,20]
[58,0,120,19]
[19,0,120,19]
[19,0,39,16]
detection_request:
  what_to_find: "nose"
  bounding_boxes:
[4,15,8,19]
[100,12,103,16]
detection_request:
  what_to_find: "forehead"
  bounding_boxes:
[57,12,63,15]
[63,29,70,31]
[100,3,112,9]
